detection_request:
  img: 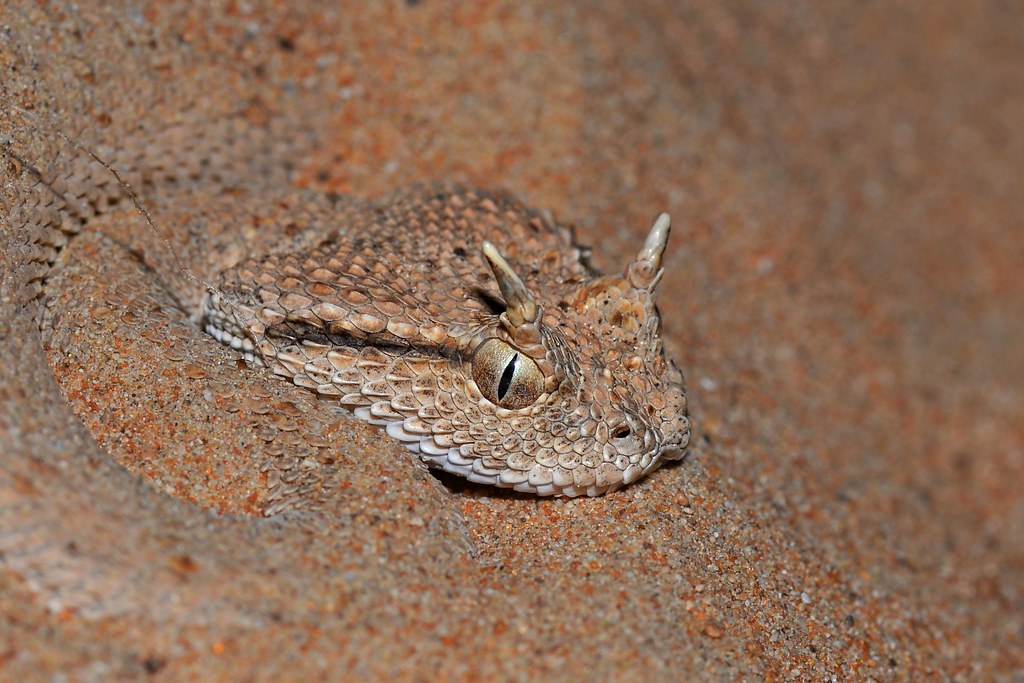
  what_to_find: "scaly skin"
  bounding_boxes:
[203,184,690,496]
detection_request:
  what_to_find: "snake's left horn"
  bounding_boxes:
[482,242,539,327]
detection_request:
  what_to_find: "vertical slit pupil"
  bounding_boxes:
[497,354,518,400]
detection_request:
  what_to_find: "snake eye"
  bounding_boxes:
[471,338,544,409]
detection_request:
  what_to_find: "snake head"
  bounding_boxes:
[456,213,690,496]
[204,186,689,498]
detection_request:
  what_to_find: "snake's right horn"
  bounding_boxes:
[624,213,671,291]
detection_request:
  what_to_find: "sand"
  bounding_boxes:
[1,1,1021,680]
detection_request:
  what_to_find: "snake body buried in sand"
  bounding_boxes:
[16,118,691,497]
[200,186,691,497]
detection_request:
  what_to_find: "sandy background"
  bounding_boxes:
[1,1,1021,680]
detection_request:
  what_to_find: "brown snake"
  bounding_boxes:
[202,187,691,496]
[11,110,691,497]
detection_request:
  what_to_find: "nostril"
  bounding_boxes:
[611,425,631,439]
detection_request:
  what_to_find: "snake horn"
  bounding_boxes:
[482,242,539,327]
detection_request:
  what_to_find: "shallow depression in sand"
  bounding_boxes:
[36,219,369,517]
